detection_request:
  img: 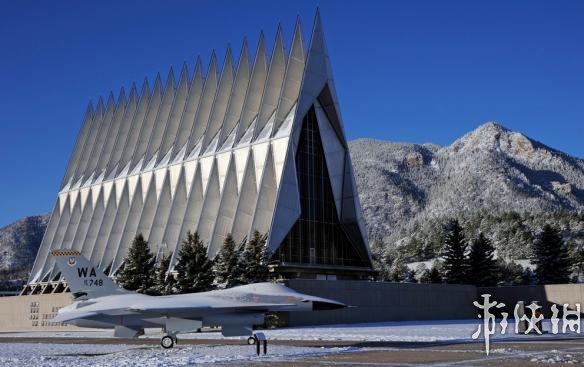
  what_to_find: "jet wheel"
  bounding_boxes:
[161,335,175,349]
[247,336,256,345]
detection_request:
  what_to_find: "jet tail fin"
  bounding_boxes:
[51,250,129,299]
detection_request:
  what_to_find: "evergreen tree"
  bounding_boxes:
[570,246,584,282]
[420,265,443,284]
[441,219,468,284]
[389,256,408,282]
[116,234,156,293]
[227,238,247,287]
[370,240,389,278]
[496,259,525,285]
[428,266,443,283]
[154,254,175,295]
[466,233,498,286]
[532,224,571,284]
[521,267,537,285]
[373,244,394,281]
[403,268,417,283]
[213,234,238,288]
[174,231,214,293]
[237,231,270,284]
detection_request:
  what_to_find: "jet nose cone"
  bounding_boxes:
[312,300,346,310]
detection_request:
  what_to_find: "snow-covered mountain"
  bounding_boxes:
[0,214,49,272]
[349,122,584,258]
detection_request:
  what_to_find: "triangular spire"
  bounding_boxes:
[165,67,176,90]
[222,45,234,75]
[290,16,305,58]
[140,77,151,100]
[217,37,252,148]
[178,62,189,88]
[253,24,286,139]
[152,73,162,90]
[273,16,306,133]
[128,83,138,104]
[234,31,269,143]
[153,72,163,94]
[238,38,250,72]
[192,56,203,86]
[85,101,95,118]
[95,96,105,118]
[185,51,219,154]
[207,51,218,80]
[116,87,127,110]
[165,56,204,163]
[105,91,115,113]
[257,31,268,65]
[292,8,346,146]
[201,45,235,151]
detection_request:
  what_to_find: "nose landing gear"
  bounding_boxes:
[247,332,268,355]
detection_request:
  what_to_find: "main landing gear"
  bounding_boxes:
[161,334,178,349]
[247,332,268,355]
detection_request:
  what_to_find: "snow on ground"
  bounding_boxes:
[1,320,582,366]
[0,342,353,367]
[2,319,579,343]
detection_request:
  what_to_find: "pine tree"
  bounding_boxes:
[570,246,584,282]
[441,219,468,284]
[227,238,247,287]
[420,265,443,284]
[428,266,443,283]
[521,267,537,285]
[116,234,156,293]
[496,259,525,285]
[237,231,270,284]
[389,256,408,282]
[174,231,215,293]
[532,224,571,284]
[466,233,498,286]
[403,268,417,283]
[213,234,238,288]
[154,254,174,295]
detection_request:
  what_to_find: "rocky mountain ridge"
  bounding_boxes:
[349,122,584,259]
[0,214,49,273]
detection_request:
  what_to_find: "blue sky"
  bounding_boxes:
[0,0,583,227]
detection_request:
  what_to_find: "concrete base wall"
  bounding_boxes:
[0,293,79,332]
[479,284,584,317]
[285,280,478,326]
[7,282,579,331]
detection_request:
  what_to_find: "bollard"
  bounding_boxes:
[516,301,527,334]
[531,301,543,334]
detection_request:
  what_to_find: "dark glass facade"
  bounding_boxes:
[273,106,370,268]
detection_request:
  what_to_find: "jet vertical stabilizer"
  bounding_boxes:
[52,250,128,299]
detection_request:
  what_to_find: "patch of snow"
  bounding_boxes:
[0,343,353,367]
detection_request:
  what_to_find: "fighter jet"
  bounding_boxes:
[50,250,345,349]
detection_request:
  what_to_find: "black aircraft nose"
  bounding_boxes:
[312,301,346,311]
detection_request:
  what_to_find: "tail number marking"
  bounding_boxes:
[84,279,104,287]
[77,267,104,287]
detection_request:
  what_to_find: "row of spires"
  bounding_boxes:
[61,11,318,190]
[84,21,303,121]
